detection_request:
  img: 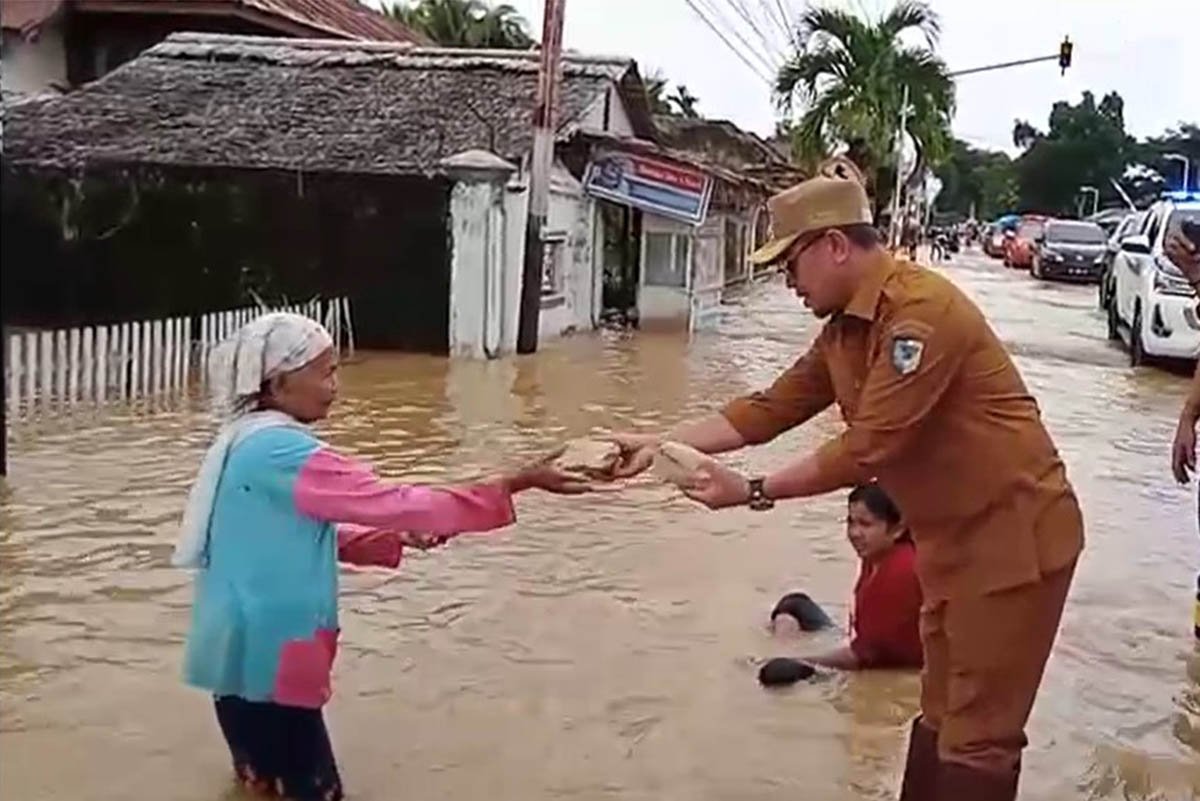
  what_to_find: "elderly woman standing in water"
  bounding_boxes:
[173,313,586,801]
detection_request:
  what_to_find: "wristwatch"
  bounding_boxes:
[747,478,775,511]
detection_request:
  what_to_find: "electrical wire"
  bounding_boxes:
[768,0,797,47]
[693,0,780,77]
[724,0,787,64]
[681,0,775,85]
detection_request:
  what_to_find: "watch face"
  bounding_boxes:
[747,479,772,510]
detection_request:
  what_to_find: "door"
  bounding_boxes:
[1115,210,1155,325]
[690,222,724,334]
[639,229,691,327]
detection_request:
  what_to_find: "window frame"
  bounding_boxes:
[540,229,569,302]
[642,231,693,289]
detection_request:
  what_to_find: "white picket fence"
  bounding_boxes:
[5,297,353,420]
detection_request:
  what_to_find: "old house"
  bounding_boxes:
[3,30,801,356]
[653,115,804,286]
[2,33,658,355]
[0,0,422,100]
[560,116,800,332]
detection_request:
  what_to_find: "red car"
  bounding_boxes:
[1003,217,1047,270]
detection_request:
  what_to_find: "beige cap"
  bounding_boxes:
[749,175,874,265]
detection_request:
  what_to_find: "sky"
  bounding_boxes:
[492,0,1196,157]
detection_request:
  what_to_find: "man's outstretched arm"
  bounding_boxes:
[611,338,836,477]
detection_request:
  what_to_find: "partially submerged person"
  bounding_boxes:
[761,484,921,684]
[174,313,586,801]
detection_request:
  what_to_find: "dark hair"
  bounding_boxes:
[770,592,834,631]
[848,483,902,526]
[834,223,882,249]
[758,657,816,687]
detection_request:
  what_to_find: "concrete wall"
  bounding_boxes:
[449,159,598,358]
[539,164,598,339]
[1,26,67,99]
[448,178,510,359]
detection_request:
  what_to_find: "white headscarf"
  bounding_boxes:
[172,313,335,568]
[208,312,335,420]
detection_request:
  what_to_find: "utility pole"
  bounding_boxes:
[516,0,566,355]
[1,320,6,477]
[888,84,911,250]
[1,91,6,478]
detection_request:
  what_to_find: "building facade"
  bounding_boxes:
[3,32,797,358]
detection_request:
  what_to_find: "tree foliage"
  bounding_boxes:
[645,71,703,119]
[940,88,1197,220]
[668,85,700,118]
[385,0,534,49]
[934,139,1017,220]
[774,0,955,191]
[1010,91,1133,215]
[1130,123,1200,202]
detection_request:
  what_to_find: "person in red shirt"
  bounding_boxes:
[762,483,922,683]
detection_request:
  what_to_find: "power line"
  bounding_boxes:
[769,0,796,48]
[724,0,787,64]
[757,0,793,48]
[754,0,793,50]
[694,0,780,77]
[681,0,775,85]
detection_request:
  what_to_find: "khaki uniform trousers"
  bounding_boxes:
[918,560,1077,774]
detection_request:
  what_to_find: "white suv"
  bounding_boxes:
[1108,192,1200,365]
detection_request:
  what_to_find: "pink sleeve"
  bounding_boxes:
[294,448,515,535]
[337,525,404,568]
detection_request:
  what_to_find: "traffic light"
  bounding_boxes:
[1059,37,1073,74]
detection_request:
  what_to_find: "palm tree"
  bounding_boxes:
[775,1,955,199]
[644,70,673,115]
[668,85,700,118]
[385,0,534,49]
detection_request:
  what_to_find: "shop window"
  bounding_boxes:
[644,232,690,288]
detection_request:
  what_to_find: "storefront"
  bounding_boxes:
[580,144,766,332]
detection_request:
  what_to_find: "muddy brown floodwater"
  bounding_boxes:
[4,251,1200,801]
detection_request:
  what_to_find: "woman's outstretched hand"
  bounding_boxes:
[503,449,593,495]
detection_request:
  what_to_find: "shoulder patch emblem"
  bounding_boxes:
[891,337,925,375]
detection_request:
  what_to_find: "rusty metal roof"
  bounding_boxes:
[4,33,653,175]
[2,0,425,43]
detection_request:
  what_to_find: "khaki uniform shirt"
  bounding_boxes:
[722,254,1083,601]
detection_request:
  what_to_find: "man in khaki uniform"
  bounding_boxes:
[613,176,1084,800]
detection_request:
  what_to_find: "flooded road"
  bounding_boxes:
[3,249,1200,800]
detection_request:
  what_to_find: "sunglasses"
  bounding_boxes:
[785,230,832,265]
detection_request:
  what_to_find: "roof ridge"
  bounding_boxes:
[151,33,633,79]
[159,32,633,69]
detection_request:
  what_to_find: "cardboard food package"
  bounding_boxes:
[555,438,622,479]
[652,441,714,487]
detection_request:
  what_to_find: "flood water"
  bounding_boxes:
[4,250,1200,801]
